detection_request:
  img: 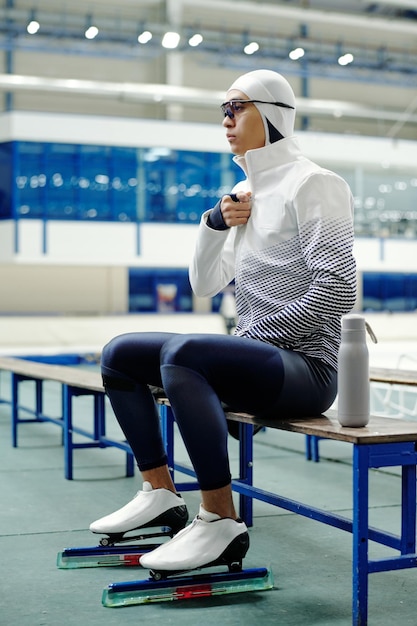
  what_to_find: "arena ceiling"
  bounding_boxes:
[1,0,417,138]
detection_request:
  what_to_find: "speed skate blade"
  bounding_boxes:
[102,567,274,606]
[57,544,160,569]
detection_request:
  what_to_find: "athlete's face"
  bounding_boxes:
[222,89,266,155]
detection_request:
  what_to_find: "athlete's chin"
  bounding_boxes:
[228,141,241,155]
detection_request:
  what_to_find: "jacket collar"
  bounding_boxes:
[233,135,302,176]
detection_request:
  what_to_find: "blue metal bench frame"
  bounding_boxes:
[4,358,417,625]
[161,402,417,626]
[7,369,134,480]
[305,366,417,465]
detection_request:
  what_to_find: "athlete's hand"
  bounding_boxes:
[220,192,252,227]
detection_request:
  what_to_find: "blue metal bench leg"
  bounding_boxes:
[35,379,43,427]
[312,436,320,462]
[352,444,369,626]
[400,462,416,554]
[305,435,321,462]
[63,385,135,480]
[238,422,254,527]
[11,373,18,447]
[93,392,104,444]
[160,404,174,479]
[62,384,74,480]
[305,435,312,460]
[125,442,135,477]
[11,375,46,447]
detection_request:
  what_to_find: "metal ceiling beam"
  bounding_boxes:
[0,32,416,89]
[180,0,417,35]
[0,3,417,82]
[0,1,416,121]
[0,73,416,126]
[364,0,417,9]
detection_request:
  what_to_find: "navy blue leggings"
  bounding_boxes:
[101,332,336,491]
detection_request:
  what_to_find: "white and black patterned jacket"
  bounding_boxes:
[189,136,357,370]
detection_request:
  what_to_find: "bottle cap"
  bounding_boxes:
[341,315,378,343]
[342,314,365,330]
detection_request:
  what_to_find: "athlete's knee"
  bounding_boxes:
[101,334,131,371]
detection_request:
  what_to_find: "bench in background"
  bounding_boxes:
[0,356,134,480]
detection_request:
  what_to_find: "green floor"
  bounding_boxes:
[2,392,417,626]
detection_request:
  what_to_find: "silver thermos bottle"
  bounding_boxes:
[337,314,370,427]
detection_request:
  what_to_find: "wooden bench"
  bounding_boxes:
[2,355,417,623]
[0,356,135,480]
[370,366,417,386]
[160,401,417,626]
[305,365,417,462]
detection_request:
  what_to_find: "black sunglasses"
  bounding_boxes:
[221,99,295,119]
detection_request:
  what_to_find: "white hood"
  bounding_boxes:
[228,69,296,144]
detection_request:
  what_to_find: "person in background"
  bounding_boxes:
[89,69,357,574]
[220,285,237,334]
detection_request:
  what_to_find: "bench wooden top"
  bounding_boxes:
[370,366,417,386]
[0,356,104,392]
[226,409,417,444]
[2,355,417,444]
[158,395,417,444]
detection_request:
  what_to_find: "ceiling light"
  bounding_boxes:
[338,53,354,66]
[289,47,305,60]
[378,184,392,193]
[27,20,40,35]
[162,31,180,49]
[189,33,203,47]
[244,41,259,55]
[85,25,99,40]
[138,30,152,44]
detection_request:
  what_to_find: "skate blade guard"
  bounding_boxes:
[57,525,176,569]
[57,543,161,569]
[102,567,274,606]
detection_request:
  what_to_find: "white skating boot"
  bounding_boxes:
[140,505,249,574]
[89,481,188,543]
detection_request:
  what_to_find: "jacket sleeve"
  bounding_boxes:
[244,173,357,346]
[189,210,236,298]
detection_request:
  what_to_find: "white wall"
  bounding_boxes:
[0,263,127,314]
[0,220,199,267]
[0,111,228,152]
[354,237,417,271]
